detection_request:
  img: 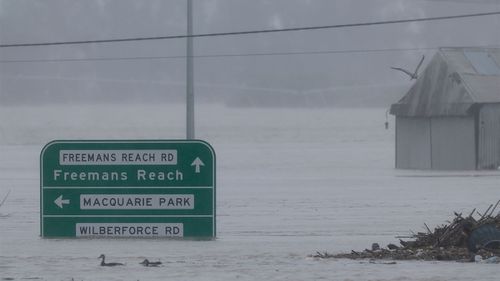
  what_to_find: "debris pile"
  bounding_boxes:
[313,201,500,262]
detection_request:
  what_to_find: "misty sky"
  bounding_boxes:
[0,0,499,105]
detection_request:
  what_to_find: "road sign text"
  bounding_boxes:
[76,223,183,237]
[80,194,194,209]
[60,150,177,165]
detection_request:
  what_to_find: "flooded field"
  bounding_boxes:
[1,104,499,280]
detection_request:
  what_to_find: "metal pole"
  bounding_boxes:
[186,0,195,139]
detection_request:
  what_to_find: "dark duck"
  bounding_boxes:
[98,254,124,266]
[140,259,162,267]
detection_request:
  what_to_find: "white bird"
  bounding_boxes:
[391,55,425,80]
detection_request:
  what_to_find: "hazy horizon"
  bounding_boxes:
[1,0,499,107]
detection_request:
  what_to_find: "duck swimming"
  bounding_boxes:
[140,259,162,267]
[98,254,124,266]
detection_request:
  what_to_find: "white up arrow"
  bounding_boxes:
[191,157,205,173]
[54,195,70,208]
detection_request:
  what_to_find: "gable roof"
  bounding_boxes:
[390,47,500,117]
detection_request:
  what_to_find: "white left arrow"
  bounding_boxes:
[54,195,70,209]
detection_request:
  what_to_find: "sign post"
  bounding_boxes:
[40,140,215,238]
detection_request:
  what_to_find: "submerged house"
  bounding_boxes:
[390,47,500,170]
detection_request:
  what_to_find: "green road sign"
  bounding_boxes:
[40,140,215,238]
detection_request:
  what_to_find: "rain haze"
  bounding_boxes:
[1,0,499,106]
[1,1,500,280]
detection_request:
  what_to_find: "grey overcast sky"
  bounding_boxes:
[0,0,499,105]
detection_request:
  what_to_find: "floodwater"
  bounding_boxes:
[0,104,499,280]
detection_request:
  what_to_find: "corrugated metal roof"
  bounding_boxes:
[390,47,500,117]
[464,50,500,75]
[462,74,500,103]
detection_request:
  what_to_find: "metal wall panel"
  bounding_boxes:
[478,104,500,169]
[395,117,431,169]
[430,117,476,170]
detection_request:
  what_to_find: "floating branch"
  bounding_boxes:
[0,190,10,208]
